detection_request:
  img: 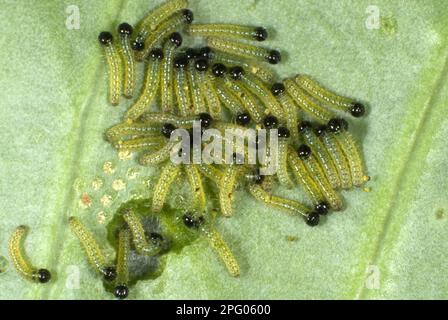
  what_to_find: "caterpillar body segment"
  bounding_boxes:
[295,75,365,118]
[197,163,224,183]
[219,164,240,217]
[114,228,131,299]
[187,24,268,42]
[134,0,189,42]
[139,140,178,166]
[69,217,116,282]
[98,32,122,106]
[335,131,367,187]
[185,165,207,212]
[140,112,207,128]
[284,79,334,123]
[174,55,193,116]
[114,136,165,152]
[197,70,222,119]
[118,23,136,98]
[152,162,182,212]
[215,85,245,115]
[298,145,343,211]
[207,37,281,65]
[318,128,353,189]
[248,184,311,217]
[270,83,300,141]
[276,136,294,188]
[188,63,208,114]
[327,119,368,187]
[161,33,183,114]
[200,224,240,277]
[8,226,51,284]
[106,122,162,143]
[136,9,193,61]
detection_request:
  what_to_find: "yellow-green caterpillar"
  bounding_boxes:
[114,228,131,299]
[118,23,136,98]
[219,164,240,217]
[187,24,268,42]
[69,217,117,282]
[136,9,193,61]
[185,165,207,213]
[284,78,334,123]
[121,209,161,256]
[317,125,353,190]
[182,214,240,277]
[152,162,182,212]
[98,32,122,106]
[297,144,343,211]
[327,118,369,187]
[134,0,189,48]
[295,75,366,118]
[173,53,194,116]
[207,37,281,65]
[161,33,183,113]
[8,226,51,284]
[125,49,164,121]
[196,62,223,119]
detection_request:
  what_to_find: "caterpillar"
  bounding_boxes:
[8,226,51,284]
[276,127,295,188]
[187,24,268,42]
[194,58,222,119]
[248,184,321,226]
[173,53,193,116]
[121,208,161,256]
[136,9,194,61]
[287,148,328,211]
[316,125,353,190]
[327,118,369,187]
[117,23,136,98]
[152,161,182,212]
[114,228,131,300]
[133,0,189,49]
[297,144,343,211]
[182,214,240,277]
[295,75,366,118]
[207,37,281,64]
[98,32,122,106]
[284,78,334,123]
[69,217,117,282]
[161,33,183,113]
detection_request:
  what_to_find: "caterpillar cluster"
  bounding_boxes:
[7,0,369,300]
